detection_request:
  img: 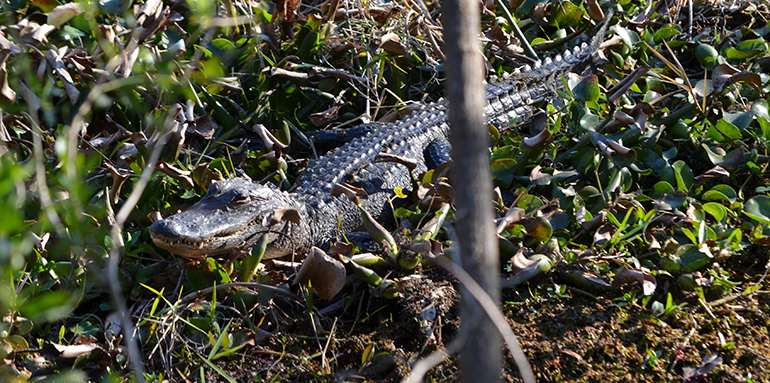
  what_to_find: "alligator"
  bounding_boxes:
[149,20,611,260]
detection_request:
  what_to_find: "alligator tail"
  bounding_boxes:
[485,11,613,127]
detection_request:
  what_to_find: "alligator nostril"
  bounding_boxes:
[150,219,180,237]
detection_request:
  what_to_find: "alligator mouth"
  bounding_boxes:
[150,220,257,257]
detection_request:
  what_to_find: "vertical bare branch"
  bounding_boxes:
[442,2,504,382]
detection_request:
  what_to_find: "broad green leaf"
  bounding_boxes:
[703,184,737,204]
[651,181,675,198]
[703,202,727,222]
[550,1,584,26]
[516,0,547,15]
[672,160,693,192]
[725,39,768,60]
[719,148,746,169]
[711,185,737,201]
[758,117,770,140]
[30,0,61,12]
[613,25,640,49]
[705,119,741,142]
[752,99,769,120]
[743,196,770,224]
[518,195,544,211]
[660,191,687,210]
[675,244,711,271]
[522,217,553,243]
[697,220,707,244]
[571,75,600,102]
[580,113,602,132]
[723,110,754,131]
[654,24,682,43]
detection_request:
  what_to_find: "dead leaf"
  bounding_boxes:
[104,162,129,204]
[603,111,636,133]
[29,232,50,253]
[378,102,422,123]
[560,349,584,361]
[20,20,56,46]
[269,208,301,226]
[496,207,526,234]
[329,241,356,258]
[510,249,539,273]
[522,127,551,149]
[41,342,102,361]
[502,252,552,288]
[44,49,80,104]
[309,105,340,126]
[379,33,407,56]
[614,266,657,295]
[47,3,84,27]
[580,209,606,231]
[485,25,522,54]
[232,328,272,348]
[0,49,16,103]
[0,33,21,54]
[712,63,762,94]
[593,223,615,246]
[293,247,346,300]
[585,0,604,21]
[192,162,225,191]
[148,211,162,223]
[605,139,635,156]
[156,161,193,190]
[630,102,654,132]
[187,114,217,139]
[375,152,418,171]
[331,182,368,205]
[417,181,453,202]
[696,353,723,375]
[250,123,288,151]
[693,166,730,185]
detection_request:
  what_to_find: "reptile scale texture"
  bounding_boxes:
[149,20,611,259]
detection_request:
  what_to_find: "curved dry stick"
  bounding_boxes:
[420,254,536,383]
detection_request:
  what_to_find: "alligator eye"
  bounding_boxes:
[231,193,250,204]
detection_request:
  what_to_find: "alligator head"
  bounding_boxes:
[150,178,310,259]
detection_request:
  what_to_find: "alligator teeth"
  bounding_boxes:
[581,42,588,50]
[523,65,531,72]
[573,46,581,55]
[544,57,552,66]
[533,60,542,69]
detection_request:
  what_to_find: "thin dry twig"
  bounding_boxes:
[424,254,536,383]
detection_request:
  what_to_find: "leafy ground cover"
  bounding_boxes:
[1,0,770,381]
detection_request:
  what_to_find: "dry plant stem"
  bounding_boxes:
[321,317,338,373]
[404,332,467,383]
[698,297,717,319]
[24,113,62,230]
[493,0,538,59]
[430,255,536,383]
[308,310,328,371]
[106,138,166,383]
